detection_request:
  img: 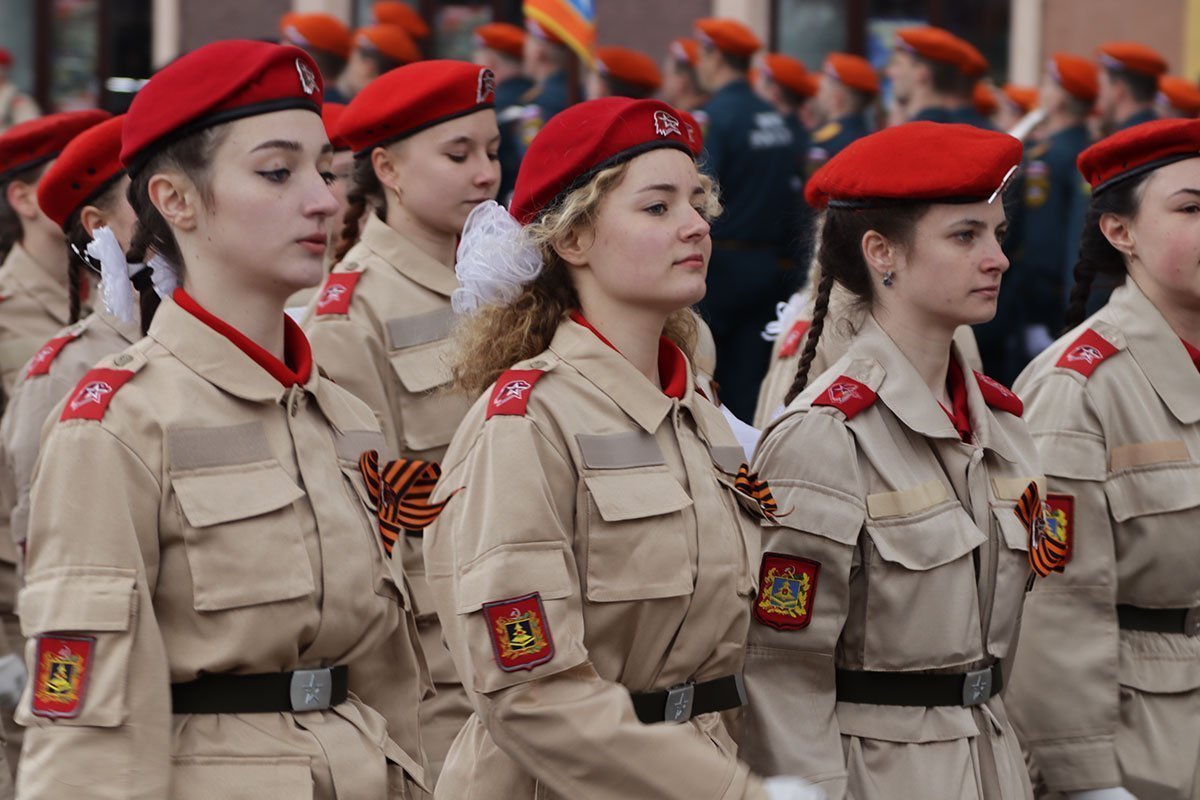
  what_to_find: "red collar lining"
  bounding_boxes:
[1183,338,1200,371]
[939,358,972,443]
[173,288,312,387]
[569,311,688,400]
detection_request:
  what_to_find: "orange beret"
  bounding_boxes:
[1048,53,1099,104]
[669,38,700,68]
[0,109,110,183]
[355,24,420,65]
[894,26,964,68]
[372,2,430,40]
[1158,75,1200,116]
[973,82,998,117]
[761,53,816,99]
[280,12,352,61]
[695,18,761,58]
[823,53,878,96]
[1002,84,1038,114]
[595,46,662,92]
[525,18,565,47]
[37,115,125,229]
[1098,41,1168,77]
[1078,118,1200,193]
[474,22,526,60]
[956,39,988,78]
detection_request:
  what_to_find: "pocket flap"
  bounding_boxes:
[20,567,136,636]
[584,472,693,522]
[388,340,455,394]
[1105,461,1200,522]
[867,480,948,518]
[866,502,985,570]
[992,506,1030,553]
[990,475,1045,501]
[456,542,573,614]
[173,463,305,528]
[386,308,456,350]
[773,480,864,545]
[576,431,664,469]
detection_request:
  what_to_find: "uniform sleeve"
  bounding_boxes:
[741,410,865,799]
[306,316,400,456]
[1005,372,1121,793]
[425,414,764,800]
[15,422,171,800]
[2,374,77,549]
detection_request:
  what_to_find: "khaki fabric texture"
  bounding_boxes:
[1007,278,1200,799]
[743,316,1040,800]
[15,298,428,799]
[424,317,768,800]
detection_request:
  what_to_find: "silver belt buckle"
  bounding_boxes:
[290,668,334,712]
[664,682,695,723]
[961,668,993,707]
[1185,608,1200,637]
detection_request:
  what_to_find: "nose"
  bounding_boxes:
[982,236,1010,274]
[308,170,340,220]
[681,205,710,241]
[475,155,500,190]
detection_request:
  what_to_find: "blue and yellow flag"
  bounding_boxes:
[523,0,595,63]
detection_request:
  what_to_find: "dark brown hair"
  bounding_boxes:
[0,162,50,263]
[332,155,386,262]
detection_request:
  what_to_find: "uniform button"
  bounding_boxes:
[113,354,132,367]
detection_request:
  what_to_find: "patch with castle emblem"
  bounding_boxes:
[483,592,555,672]
[754,553,820,630]
[59,368,136,422]
[31,635,94,718]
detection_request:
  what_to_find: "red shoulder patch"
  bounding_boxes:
[754,553,819,630]
[31,634,94,719]
[973,371,1023,417]
[1055,328,1118,378]
[811,375,876,419]
[777,319,811,359]
[25,332,82,379]
[314,272,362,316]
[59,368,135,422]
[486,369,546,419]
[483,592,555,672]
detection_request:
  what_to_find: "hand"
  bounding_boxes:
[1065,788,1138,800]
[763,776,827,800]
[0,653,27,707]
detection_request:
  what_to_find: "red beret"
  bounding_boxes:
[1049,53,1099,104]
[338,60,495,156]
[121,41,323,171]
[823,53,878,96]
[761,53,816,99]
[355,24,420,65]
[37,115,125,229]
[595,46,662,92]
[669,38,700,68]
[695,18,761,58]
[0,49,11,68]
[474,22,526,60]
[510,97,700,224]
[373,2,430,40]
[973,82,998,117]
[0,109,110,184]
[1158,76,1200,116]
[1078,118,1200,194]
[1098,41,1168,77]
[280,12,353,61]
[895,26,964,68]
[322,103,350,151]
[1002,84,1038,114]
[805,122,1022,209]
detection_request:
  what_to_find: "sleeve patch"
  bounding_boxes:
[1055,328,1119,378]
[486,369,546,419]
[31,635,94,718]
[754,553,819,630]
[973,371,1024,417]
[483,592,555,672]
[777,319,811,359]
[811,375,877,419]
[59,368,136,422]
[1044,493,1075,572]
[314,272,362,316]
[25,332,81,378]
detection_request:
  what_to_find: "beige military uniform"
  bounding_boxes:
[424,316,771,800]
[303,214,472,778]
[1007,278,1200,799]
[16,296,428,799]
[743,315,1040,800]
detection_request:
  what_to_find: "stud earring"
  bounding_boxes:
[882,271,894,287]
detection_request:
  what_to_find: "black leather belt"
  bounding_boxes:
[630,673,746,724]
[836,662,1003,707]
[1117,604,1200,636]
[172,665,349,714]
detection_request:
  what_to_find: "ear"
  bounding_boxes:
[552,225,594,268]
[861,229,897,280]
[6,179,40,222]
[371,144,402,195]
[1098,211,1135,255]
[78,204,106,238]
[147,171,199,232]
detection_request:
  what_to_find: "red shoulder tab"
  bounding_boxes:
[25,332,82,379]
[777,319,811,359]
[486,369,546,419]
[973,371,1023,417]
[811,375,877,420]
[1055,329,1118,378]
[59,368,136,422]
[314,272,362,316]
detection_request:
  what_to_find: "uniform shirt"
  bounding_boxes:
[951,106,998,130]
[495,73,535,203]
[1007,278,1200,797]
[806,114,871,178]
[742,315,1041,800]
[0,84,38,132]
[0,245,71,402]
[424,316,770,800]
[910,105,957,124]
[17,292,428,799]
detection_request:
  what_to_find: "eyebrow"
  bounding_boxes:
[950,218,988,230]
[251,139,302,153]
[442,135,503,146]
[1170,188,1200,198]
[637,183,706,195]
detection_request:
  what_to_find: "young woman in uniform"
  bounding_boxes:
[741,122,1047,800]
[423,97,817,800]
[16,40,428,798]
[303,59,501,778]
[1006,119,1200,800]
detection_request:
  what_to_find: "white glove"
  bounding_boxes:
[0,653,27,707]
[763,776,827,800]
[1065,788,1138,800]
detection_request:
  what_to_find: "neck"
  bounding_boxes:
[181,276,287,360]
[908,85,960,116]
[1118,99,1152,124]
[871,305,955,403]
[384,202,457,267]
[18,228,69,285]
[1043,110,1083,136]
[578,299,666,386]
[1132,272,1200,346]
[707,70,742,94]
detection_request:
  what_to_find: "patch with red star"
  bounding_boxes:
[25,331,81,378]
[777,319,811,359]
[314,272,362,316]
[486,369,546,419]
[811,375,877,420]
[483,592,555,672]
[59,368,135,422]
[1056,329,1118,378]
[754,553,819,630]
[31,635,94,718]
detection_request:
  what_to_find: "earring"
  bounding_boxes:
[882,271,894,287]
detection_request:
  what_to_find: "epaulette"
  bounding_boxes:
[974,371,1023,417]
[486,368,547,419]
[25,324,85,379]
[314,268,363,316]
[811,375,877,420]
[58,349,147,423]
[1054,328,1119,379]
[777,319,811,359]
[812,121,842,144]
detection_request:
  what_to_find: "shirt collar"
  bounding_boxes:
[1181,337,1200,371]
[359,214,460,298]
[2,244,70,326]
[568,311,688,400]
[940,357,972,443]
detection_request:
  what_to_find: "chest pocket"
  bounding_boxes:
[578,431,695,602]
[386,310,470,453]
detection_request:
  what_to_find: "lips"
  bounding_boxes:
[675,254,705,268]
[298,234,326,254]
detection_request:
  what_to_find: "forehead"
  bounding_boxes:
[1142,156,1200,196]
[220,109,328,151]
[411,108,500,145]
[921,198,1008,227]
[620,147,700,185]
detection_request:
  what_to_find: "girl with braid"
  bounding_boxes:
[741,123,1048,800]
[1006,119,1200,800]
[303,60,500,781]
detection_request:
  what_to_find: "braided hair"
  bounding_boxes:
[332,156,386,263]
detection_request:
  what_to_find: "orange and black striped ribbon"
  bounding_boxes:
[734,463,786,520]
[358,450,454,557]
[1015,480,1068,577]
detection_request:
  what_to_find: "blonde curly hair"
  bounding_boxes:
[451,156,721,396]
